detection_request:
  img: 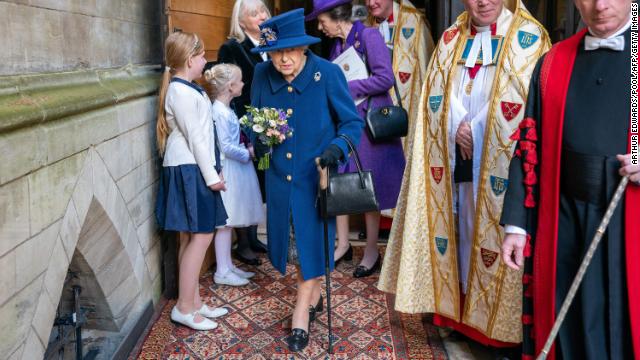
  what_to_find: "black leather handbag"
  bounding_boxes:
[323,135,379,217]
[365,80,408,141]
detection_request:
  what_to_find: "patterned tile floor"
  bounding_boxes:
[131,242,502,359]
[131,247,455,359]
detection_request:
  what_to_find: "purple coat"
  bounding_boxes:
[330,21,405,210]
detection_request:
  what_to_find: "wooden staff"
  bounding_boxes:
[537,175,630,360]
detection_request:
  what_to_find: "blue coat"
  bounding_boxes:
[250,51,363,280]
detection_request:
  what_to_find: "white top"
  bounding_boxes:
[212,100,251,163]
[162,80,221,186]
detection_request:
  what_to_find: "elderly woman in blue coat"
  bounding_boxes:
[250,8,363,352]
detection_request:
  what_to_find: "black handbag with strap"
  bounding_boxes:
[365,80,408,141]
[323,135,379,217]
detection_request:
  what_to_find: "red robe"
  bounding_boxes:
[530,29,640,360]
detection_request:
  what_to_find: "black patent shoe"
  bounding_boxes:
[233,251,262,266]
[286,328,309,352]
[309,295,323,322]
[334,244,353,266]
[353,254,381,278]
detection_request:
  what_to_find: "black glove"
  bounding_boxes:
[254,141,270,159]
[318,144,343,168]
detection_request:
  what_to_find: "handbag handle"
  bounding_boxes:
[327,134,368,192]
[366,77,404,110]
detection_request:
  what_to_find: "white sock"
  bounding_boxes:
[214,227,233,276]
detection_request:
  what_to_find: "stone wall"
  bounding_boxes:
[0,0,161,75]
[0,0,164,357]
[0,65,163,358]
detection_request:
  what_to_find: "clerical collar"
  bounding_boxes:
[588,15,631,39]
[471,23,497,36]
[473,24,491,33]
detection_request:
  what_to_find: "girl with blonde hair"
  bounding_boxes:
[216,0,272,265]
[155,31,229,330]
[204,63,265,286]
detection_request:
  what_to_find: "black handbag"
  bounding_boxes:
[365,80,408,141]
[323,135,379,217]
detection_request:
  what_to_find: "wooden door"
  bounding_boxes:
[166,0,235,61]
[163,1,236,277]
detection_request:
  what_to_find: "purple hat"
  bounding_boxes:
[305,0,352,21]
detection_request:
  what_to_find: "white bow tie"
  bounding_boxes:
[584,35,625,51]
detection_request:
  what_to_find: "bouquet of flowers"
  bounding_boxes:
[239,106,293,170]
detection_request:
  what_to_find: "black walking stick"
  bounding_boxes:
[316,158,334,354]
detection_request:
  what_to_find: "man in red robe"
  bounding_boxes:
[500,0,640,359]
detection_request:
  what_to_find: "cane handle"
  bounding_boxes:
[316,157,328,190]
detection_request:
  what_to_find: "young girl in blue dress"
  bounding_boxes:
[155,31,229,331]
[204,63,265,286]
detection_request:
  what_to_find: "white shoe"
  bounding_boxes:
[170,306,218,330]
[214,270,250,286]
[198,304,229,318]
[231,267,255,279]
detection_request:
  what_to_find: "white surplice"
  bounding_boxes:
[447,24,494,292]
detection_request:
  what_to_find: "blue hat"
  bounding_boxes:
[251,8,321,53]
[305,0,352,21]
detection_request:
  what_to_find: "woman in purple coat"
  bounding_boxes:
[306,0,405,278]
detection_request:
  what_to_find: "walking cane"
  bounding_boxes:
[316,158,334,354]
[536,175,630,360]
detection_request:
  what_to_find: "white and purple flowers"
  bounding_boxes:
[239,106,293,170]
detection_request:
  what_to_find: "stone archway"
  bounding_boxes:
[16,148,156,359]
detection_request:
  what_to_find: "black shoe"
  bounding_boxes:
[358,230,366,240]
[286,328,309,352]
[353,254,381,278]
[248,226,268,253]
[250,240,268,253]
[233,251,262,266]
[334,244,353,266]
[308,295,323,322]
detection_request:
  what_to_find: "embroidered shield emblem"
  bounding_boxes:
[430,166,444,184]
[459,36,505,65]
[443,28,459,45]
[490,175,509,196]
[500,101,523,121]
[429,95,443,113]
[435,237,448,255]
[398,72,411,84]
[481,248,499,268]
[402,27,415,39]
[518,30,539,49]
